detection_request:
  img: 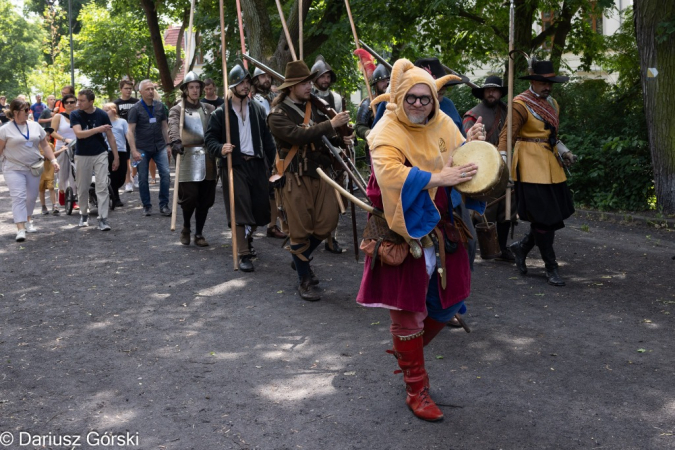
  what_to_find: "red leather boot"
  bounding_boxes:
[389,334,444,422]
[422,317,447,347]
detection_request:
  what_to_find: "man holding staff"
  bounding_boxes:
[168,72,217,247]
[464,76,515,261]
[499,60,576,286]
[204,62,276,272]
[356,59,486,421]
[267,60,350,301]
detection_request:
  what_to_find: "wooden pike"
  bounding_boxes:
[275,0,297,60]
[219,0,239,270]
[235,0,248,69]
[171,0,195,232]
[344,0,373,102]
[299,0,303,60]
[505,0,515,221]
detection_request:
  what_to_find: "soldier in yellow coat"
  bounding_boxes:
[498,60,577,286]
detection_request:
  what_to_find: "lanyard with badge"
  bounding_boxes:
[14,121,33,147]
[141,99,157,124]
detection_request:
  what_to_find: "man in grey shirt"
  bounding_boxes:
[127,80,172,216]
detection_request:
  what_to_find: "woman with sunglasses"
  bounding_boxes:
[0,99,60,241]
[51,94,78,209]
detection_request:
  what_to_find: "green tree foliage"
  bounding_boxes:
[556,8,651,211]
[74,2,164,100]
[23,0,107,37]
[0,0,43,99]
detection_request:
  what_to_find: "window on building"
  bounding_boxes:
[541,10,556,50]
[587,3,604,34]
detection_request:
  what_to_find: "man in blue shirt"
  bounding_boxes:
[30,94,47,122]
[71,89,120,230]
[127,80,172,217]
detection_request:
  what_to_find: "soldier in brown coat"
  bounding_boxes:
[267,61,351,301]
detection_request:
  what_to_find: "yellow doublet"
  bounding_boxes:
[511,98,567,184]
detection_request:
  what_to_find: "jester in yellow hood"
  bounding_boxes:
[356,59,487,422]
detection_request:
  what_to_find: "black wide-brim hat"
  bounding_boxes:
[471,75,508,99]
[414,57,470,87]
[519,60,569,83]
[278,60,318,90]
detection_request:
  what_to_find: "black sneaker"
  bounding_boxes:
[143,206,152,216]
[239,254,255,272]
[160,205,172,216]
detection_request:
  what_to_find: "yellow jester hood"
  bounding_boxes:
[366,58,465,240]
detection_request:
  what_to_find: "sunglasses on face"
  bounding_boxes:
[404,94,433,106]
[64,100,76,105]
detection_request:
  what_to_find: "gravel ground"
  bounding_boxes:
[1,170,674,450]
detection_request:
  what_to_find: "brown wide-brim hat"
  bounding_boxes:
[519,60,569,83]
[278,61,318,90]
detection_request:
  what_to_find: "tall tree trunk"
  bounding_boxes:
[634,0,675,213]
[513,0,538,74]
[171,7,190,81]
[242,0,276,65]
[549,1,578,72]
[139,0,175,95]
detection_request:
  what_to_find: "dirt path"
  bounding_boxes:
[1,172,674,449]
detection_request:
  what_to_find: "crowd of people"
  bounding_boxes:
[1,55,577,422]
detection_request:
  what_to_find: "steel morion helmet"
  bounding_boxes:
[370,64,390,86]
[310,55,336,84]
[180,71,204,91]
[229,61,251,88]
[252,67,266,81]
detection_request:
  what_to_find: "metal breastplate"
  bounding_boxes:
[179,107,210,182]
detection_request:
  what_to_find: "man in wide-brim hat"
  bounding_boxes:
[464,75,514,261]
[267,60,352,301]
[498,59,577,287]
[470,75,509,100]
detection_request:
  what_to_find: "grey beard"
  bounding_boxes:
[408,112,427,124]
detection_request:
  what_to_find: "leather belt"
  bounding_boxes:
[241,155,258,161]
[516,137,549,144]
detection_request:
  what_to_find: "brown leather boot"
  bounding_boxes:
[389,334,443,422]
[297,273,321,301]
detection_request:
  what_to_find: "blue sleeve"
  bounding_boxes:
[450,187,486,215]
[440,98,466,138]
[69,111,81,128]
[401,167,440,239]
[372,102,387,128]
